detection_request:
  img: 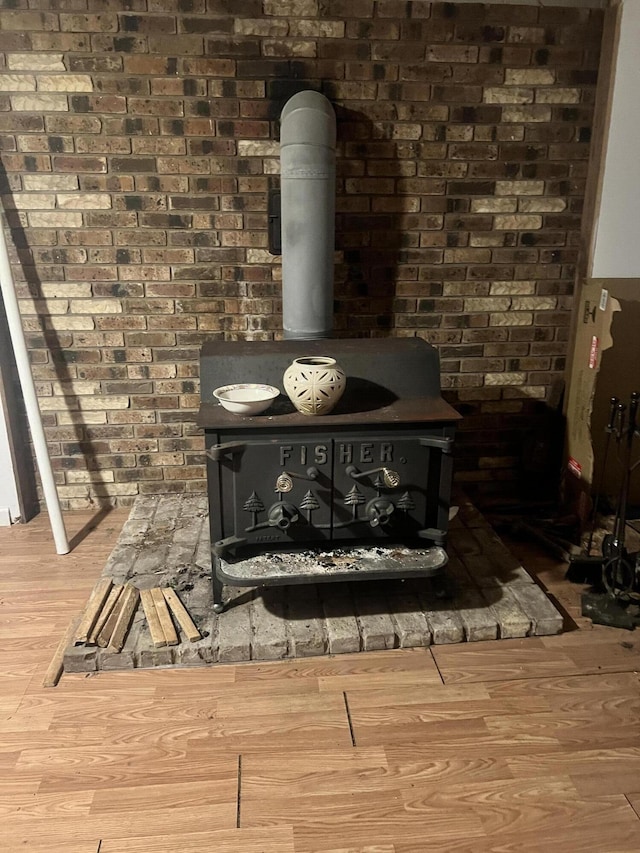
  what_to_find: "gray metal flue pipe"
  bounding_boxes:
[280,90,336,340]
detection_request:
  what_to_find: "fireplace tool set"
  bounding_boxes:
[569,392,640,628]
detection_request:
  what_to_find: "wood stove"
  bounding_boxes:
[198,337,461,612]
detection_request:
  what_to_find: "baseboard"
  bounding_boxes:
[0,507,12,526]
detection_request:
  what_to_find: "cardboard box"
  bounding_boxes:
[565,279,640,508]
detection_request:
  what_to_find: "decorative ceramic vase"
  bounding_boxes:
[283,356,346,416]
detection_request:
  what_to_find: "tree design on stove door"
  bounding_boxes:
[243,491,264,527]
[397,491,415,515]
[344,484,365,519]
[300,490,320,523]
[373,473,385,495]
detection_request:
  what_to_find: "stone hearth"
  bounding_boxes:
[63,494,563,674]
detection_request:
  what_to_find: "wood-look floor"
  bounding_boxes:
[1,509,640,852]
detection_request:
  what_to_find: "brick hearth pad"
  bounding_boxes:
[63,494,563,674]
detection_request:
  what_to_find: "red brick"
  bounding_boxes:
[182,58,235,76]
[53,155,107,173]
[91,35,148,53]
[124,56,179,75]
[127,98,184,117]
[119,14,176,33]
[3,11,60,31]
[3,154,52,172]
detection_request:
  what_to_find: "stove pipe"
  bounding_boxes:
[280,91,336,340]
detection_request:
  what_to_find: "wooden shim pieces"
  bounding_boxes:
[43,614,81,688]
[163,587,201,643]
[140,586,200,646]
[107,585,140,653]
[89,584,123,645]
[75,580,200,652]
[151,587,178,646]
[97,584,129,648]
[76,581,140,654]
[73,578,113,645]
[140,588,167,649]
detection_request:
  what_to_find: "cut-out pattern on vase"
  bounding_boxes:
[283,356,346,416]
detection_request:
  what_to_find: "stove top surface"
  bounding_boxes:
[198,337,460,429]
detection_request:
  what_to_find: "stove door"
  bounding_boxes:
[216,438,334,551]
[331,436,440,542]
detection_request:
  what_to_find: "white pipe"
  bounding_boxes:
[280,90,336,339]
[0,215,70,554]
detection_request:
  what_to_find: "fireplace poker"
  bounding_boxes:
[602,391,640,596]
[585,395,619,556]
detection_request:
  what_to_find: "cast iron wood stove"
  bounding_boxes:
[198,337,461,612]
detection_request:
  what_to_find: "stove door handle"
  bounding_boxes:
[277,467,319,491]
[419,436,453,453]
[346,465,400,489]
[206,441,246,462]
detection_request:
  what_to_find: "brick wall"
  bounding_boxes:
[0,1,603,509]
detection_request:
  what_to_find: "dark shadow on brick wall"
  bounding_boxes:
[0,159,111,513]
[333,104,401,339]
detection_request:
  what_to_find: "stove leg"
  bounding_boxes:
[212,565,225,614]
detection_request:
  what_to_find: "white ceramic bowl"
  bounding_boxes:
[213,383,279,416]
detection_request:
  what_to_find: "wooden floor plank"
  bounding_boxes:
[185,708,353,754]
[241,788,486,848]
[351,712,493,748]
[231,647,443,694]
[345,681,492,710]
[98,826,295,853]
[242,747,389,799]
[476,794,638,845]
[4,843,99,853]
[432,638,579,684]
[484,709,640,751]
[0,699,21,723]
[0,789,94,819]
[0,779,40,797]
[384,749,513,790]
[0,704,55,733]
[241,746,515,799]
[235,647,437,680]
[311,847,395,853]
[89,778,237,815]
[348,693,553,725]
[378,733,563,759]
[393,797,640,852]
[55,666,237,693]
[1,803,238,846]
[506,746,640,796]
[36,749,239,794]
[485,670,640,700]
